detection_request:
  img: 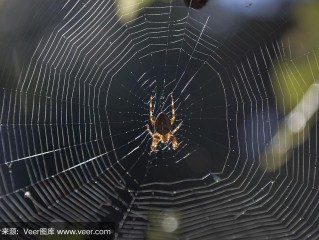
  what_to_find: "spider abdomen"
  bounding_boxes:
[155,112,171,135]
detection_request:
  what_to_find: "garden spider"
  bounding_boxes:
[146,95,182,152]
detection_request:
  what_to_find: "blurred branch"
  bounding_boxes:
[261,82,319,171]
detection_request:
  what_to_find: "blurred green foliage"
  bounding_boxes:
[261,1,319,172]
[116,0,157,24]
[272,1,319,113]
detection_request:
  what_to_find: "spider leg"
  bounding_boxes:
[146,124,153,135]
[170,135,179,150]
[171,121,182,135]
[149,96,155,126]
[170,95,175,125]
[151,134,161,152]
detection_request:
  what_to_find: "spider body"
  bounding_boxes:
[146,95,182,152]
[155,112,171,135]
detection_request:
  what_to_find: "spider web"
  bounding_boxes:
[0,0,319,239]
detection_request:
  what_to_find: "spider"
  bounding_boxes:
[146,95,182,152]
